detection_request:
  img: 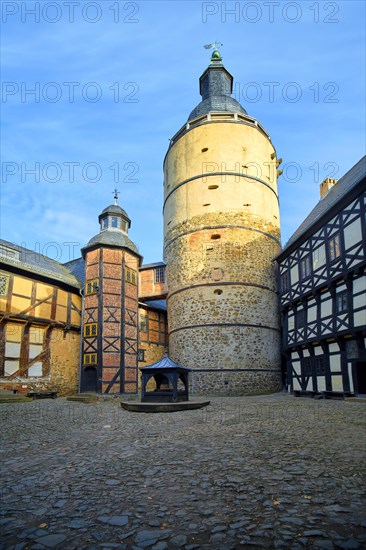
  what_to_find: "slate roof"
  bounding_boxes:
[188,60,247,121]
[140,352,190,371]
[63,257,85,286]
[140,261,166,270]
[279,156,366,257]
[140,299,167,312]
[100,204,129,217]
[0,239,81,289]
[82,230,141,256]
[189,95,247,121]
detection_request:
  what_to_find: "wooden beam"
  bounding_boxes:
[42,327,52,376]
[0,313,80,332]
[18,293,53,317]
[6,274,13,314]
[51,288,57,320]
[19,324,30,376]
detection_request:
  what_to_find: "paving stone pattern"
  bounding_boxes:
[1,393,365,549]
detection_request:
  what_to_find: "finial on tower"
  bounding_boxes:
[204,41,223,61]
[113,188,120,205]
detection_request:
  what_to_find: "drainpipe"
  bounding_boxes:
[78,286,85,394]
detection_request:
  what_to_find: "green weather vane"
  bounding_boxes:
[204,42,223,60]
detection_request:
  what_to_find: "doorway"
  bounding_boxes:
[355,361,366,394]
[80,366,98,393]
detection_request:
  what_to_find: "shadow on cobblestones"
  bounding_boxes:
[1,393,365,549]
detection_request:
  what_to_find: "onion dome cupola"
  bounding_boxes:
[81,189,141,258]
[188,47,247,121]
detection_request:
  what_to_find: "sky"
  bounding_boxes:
[1,0,365,265]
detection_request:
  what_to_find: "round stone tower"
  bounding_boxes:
[163,50,282,395]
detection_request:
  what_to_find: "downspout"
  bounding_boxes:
[78,286,85,394]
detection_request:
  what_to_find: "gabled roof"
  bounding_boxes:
[140,261,166,270]
[0,239,81,289]
[278,156,366,259]
[63,257,85,285]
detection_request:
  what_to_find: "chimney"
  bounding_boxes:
[320,177,338,199]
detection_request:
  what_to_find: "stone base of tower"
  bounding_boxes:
[189,370,283,396]
[170,326,282,396]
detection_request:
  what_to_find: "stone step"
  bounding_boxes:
[0,395,33,403]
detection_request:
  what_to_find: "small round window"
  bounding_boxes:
[214,289,223,295]
[211,234,221,240]
[208,185,218,190]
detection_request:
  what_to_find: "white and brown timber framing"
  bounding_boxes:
[277,156,366,395]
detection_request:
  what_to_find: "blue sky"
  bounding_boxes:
[1,0,365,264]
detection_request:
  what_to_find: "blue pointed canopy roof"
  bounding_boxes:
[140,352,191,372]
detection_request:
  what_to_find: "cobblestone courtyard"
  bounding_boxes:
[1,393,365,549]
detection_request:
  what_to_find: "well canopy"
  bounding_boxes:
[140,353,191,403]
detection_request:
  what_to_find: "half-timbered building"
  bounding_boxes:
[0,240,82,395]
[276,156,366,396]
[0,200,168,396]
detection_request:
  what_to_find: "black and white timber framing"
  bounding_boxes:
[276,156,366,396]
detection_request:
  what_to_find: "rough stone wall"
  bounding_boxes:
[137,342,165,390]
[164,120,282,395]
[50,329,80,395]
[190,369,282,396]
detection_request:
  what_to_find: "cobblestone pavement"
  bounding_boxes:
[1,393,365,550]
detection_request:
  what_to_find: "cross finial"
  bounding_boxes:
[113,188,120,205]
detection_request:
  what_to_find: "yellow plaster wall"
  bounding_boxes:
[50,329,80,395]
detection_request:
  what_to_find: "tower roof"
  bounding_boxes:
[98,204,130,225]
[82,193,141,259]
[188,51,247,121]
[83,231,140,255]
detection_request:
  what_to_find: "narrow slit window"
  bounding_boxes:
[138,349,146,362]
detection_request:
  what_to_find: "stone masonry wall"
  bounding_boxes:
[164,120,282,395]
